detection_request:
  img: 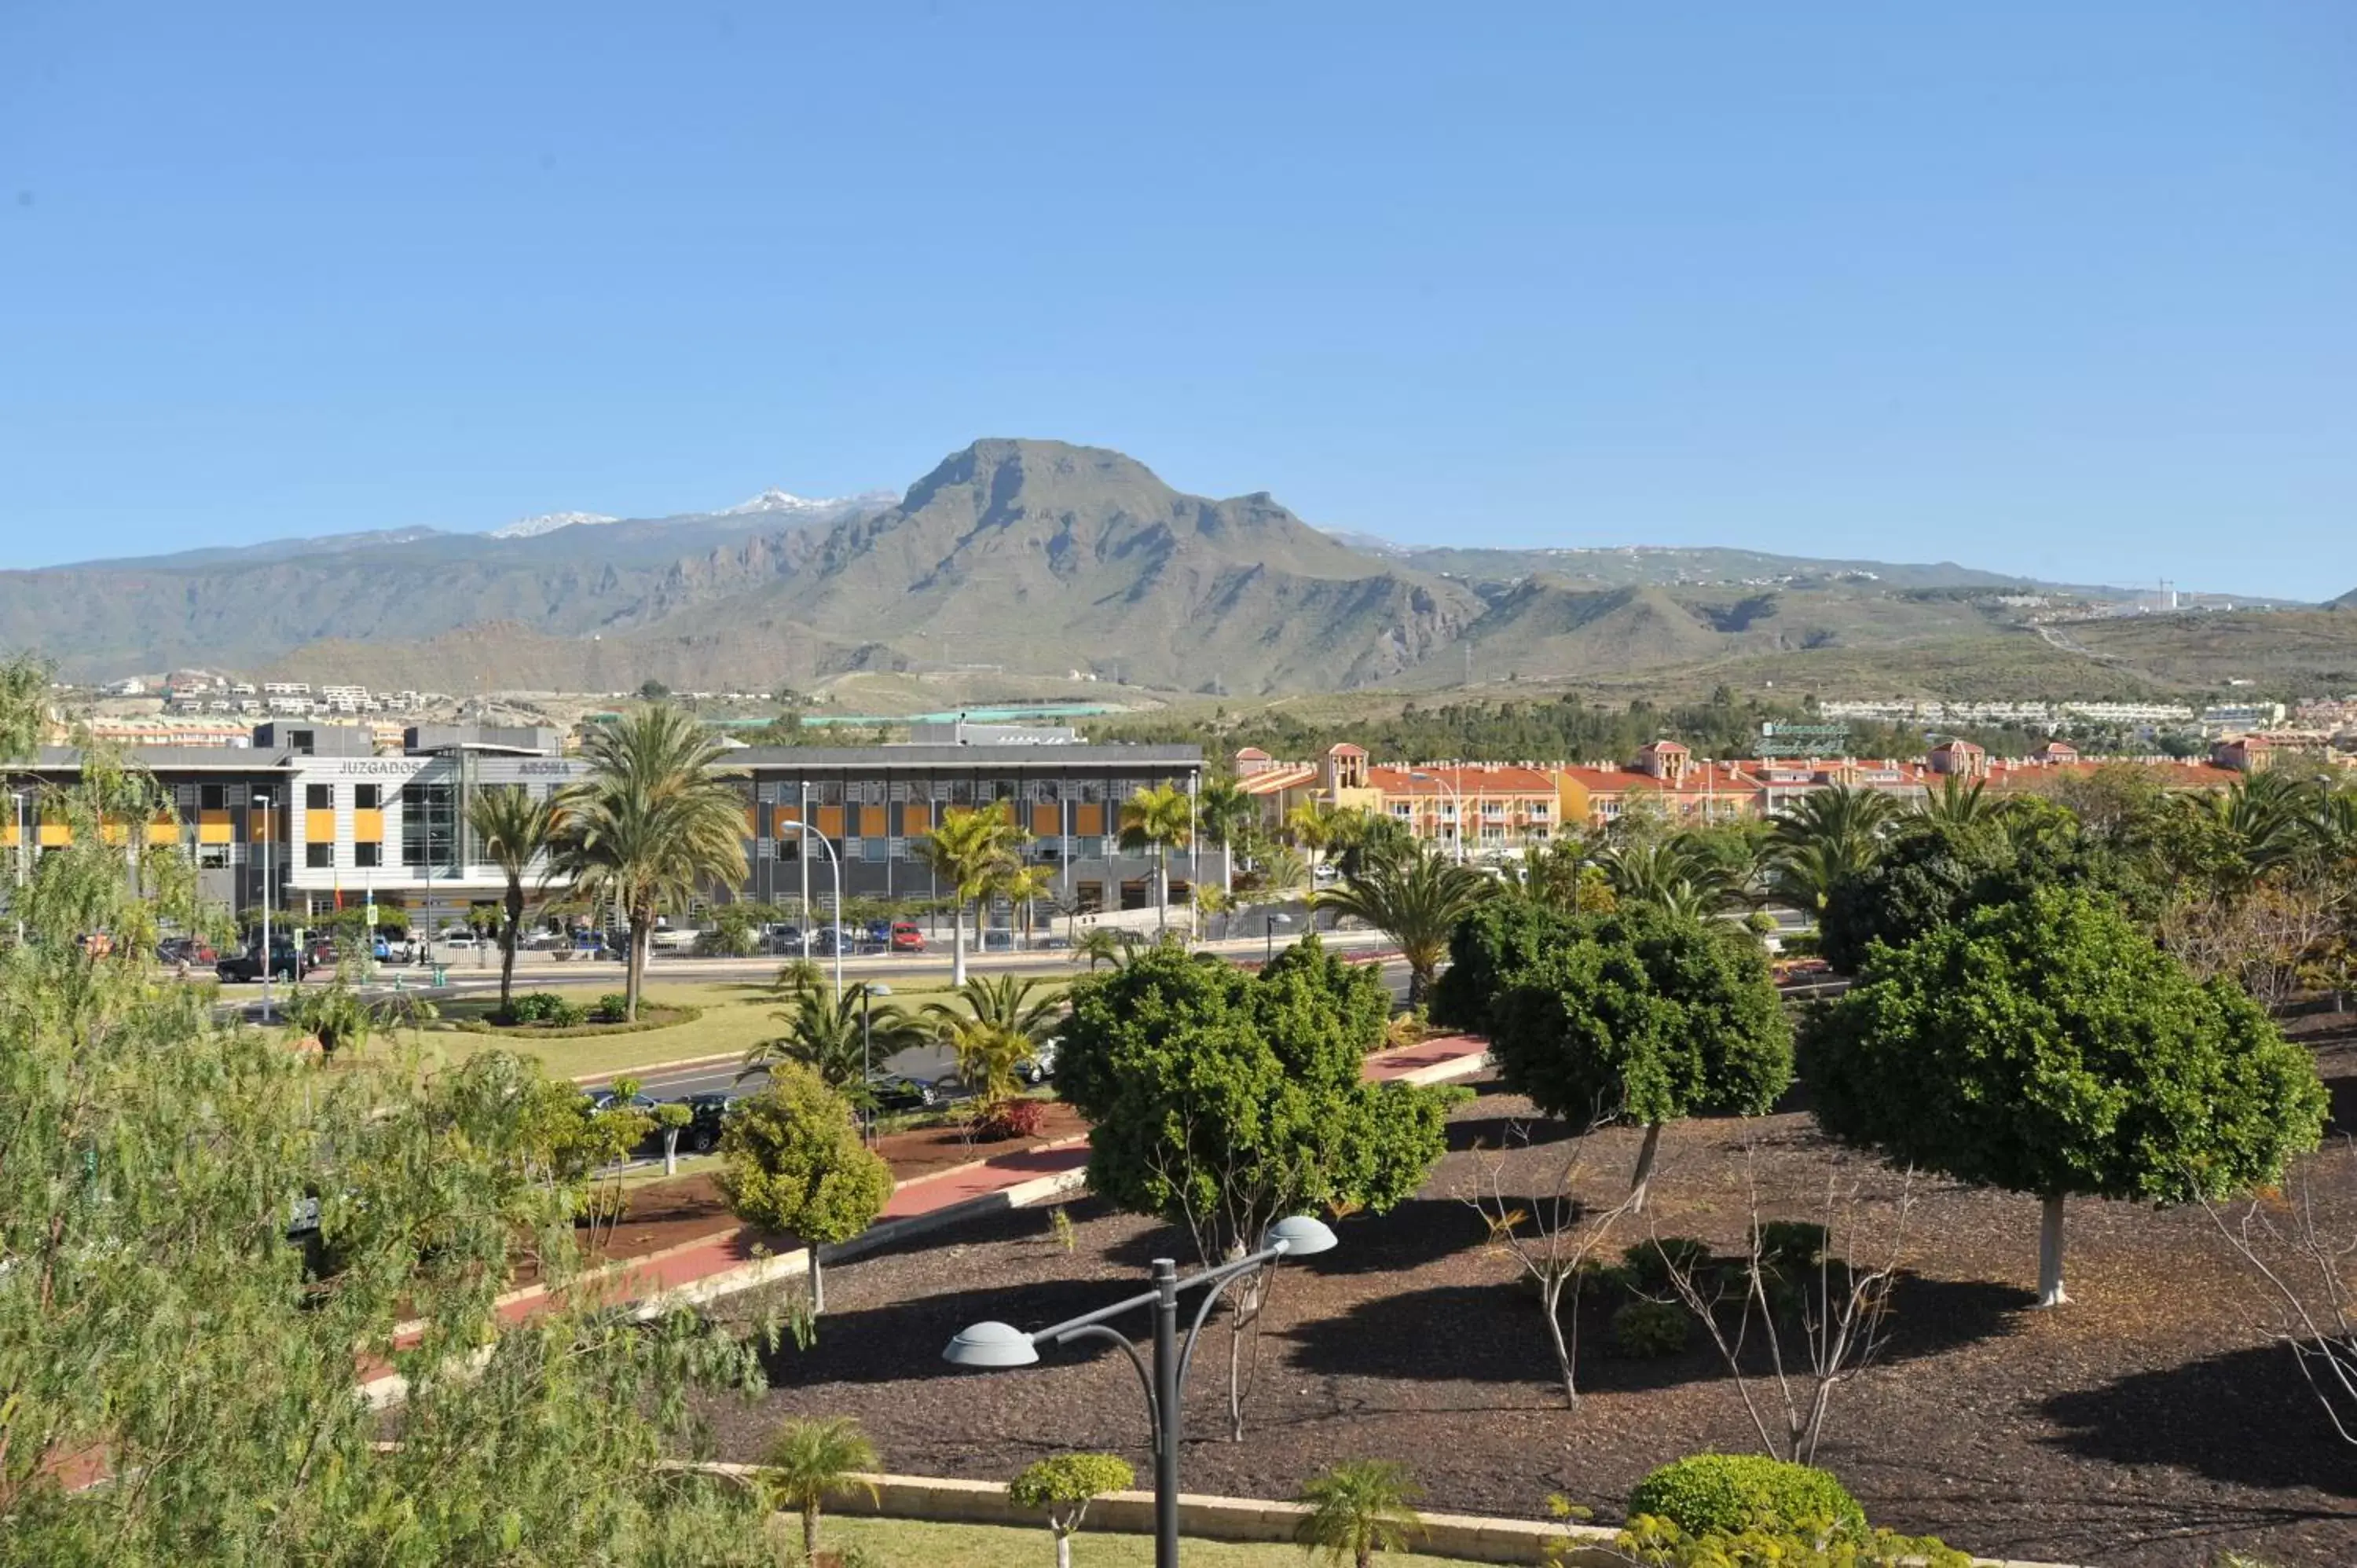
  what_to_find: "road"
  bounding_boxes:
[588,953,1418,1104]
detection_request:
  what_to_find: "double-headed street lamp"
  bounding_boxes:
[775,819,843,1002]
[943,1214,1340,1568]
[1407,770,1465,864]
[860,981,891,1144]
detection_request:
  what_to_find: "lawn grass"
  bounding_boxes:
[408,976,1062,1081]
[823,1515,1487,1567]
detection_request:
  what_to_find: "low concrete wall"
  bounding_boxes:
[677,1467,2084,1568]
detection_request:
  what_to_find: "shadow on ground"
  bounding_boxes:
[2039,1341,2357,1497]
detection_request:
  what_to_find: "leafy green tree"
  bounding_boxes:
[1428,896,1583,1038]
[746,980,923,1105]
[916,805,1025,985]
[761,1416,878,1562]
[281,974,376,1061]
[652,1100,694,1175]
[0,759,773,1565]
[1485,905,1794,1210]
[1010,1453,1135,1568]
[466,782,565,1015]
[1803,888,2328,1306]
[717,1066,893,1312]
[1119,782,1194,934]
[1294,1460,1424,1568]
[1058,938,1457,1435]
[1312,841,1494,1003]
[555,705,748,1020]
[1816,801,2103,974]
[0,652,49,762]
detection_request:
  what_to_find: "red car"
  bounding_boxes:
[889,921,926,953]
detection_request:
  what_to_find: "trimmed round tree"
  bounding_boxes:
[1803,887,2327,1306]
[1428,896,1585,1038]
[1486,905,1793,1209]
[716,1065,893,1313]
[1010,1453,1135,1568]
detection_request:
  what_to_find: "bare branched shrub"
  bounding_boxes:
[1459,1115,1641,1410]
[1648,1139,1915,1465]
[2204,1149,2357,1445]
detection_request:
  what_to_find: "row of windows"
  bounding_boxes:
[304,783,387,810]
[754,778,1170,807]
[760,836,1127,864]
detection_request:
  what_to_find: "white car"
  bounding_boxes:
[438,930,480,951]
[650,927,700,951]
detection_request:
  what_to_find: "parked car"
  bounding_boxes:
[650,927,699,951]
[681,1093,737,1153]
[158,936,218,966]
[217,943,308,983]
[303,937,339,969]
[585,1090,665,1158]
[865,1072,937,1113]
[1019,1039,1059,1086]
[762,924,805,954]
[864,919,893,948]
[809,928,849,958]
[439,929,481,951]
[888,920,926,954]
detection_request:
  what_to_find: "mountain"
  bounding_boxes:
[5,438,2335,697]
[2330,587,2357,610]
[489,511,621,540]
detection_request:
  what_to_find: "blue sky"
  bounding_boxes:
[2,3,2351,596]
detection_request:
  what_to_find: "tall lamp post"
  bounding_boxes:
[1263,910,1288,966]
[775,818,842,1001]
[254,789,276,1022]
[7,789,26,947]
[1408,770,1465,864]
[944,1215,1339,1568]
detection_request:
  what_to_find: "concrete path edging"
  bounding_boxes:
[669,1467,2083,1568]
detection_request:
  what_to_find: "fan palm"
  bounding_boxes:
[1595,837,1738,914]
[465,783,565,1016]
[1285,799,1345,875]
[1119,782,1194,935]
[915,805,1025,984]
[553,706,747,1021]
[762,1416,879,1562]
[745,980,923,1102]
[992,859,1058,949]
[1313,842,1494,1004]
[2199,769,2322,884]
[929,972,1065,1046]
[1294,1460,1424,1568]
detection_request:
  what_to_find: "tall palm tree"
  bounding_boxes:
[1119,782,1194,935]
[2196,769,2322,885]
[1766,782,1899,914]
[1196,775,1255,899]
[1294,1460,1424,1568]
[1595,837,1737,914]
[929,972,1065,1047]
[915,806,1025,985]
[744,980,923,1101]
[1312,843,1494,1005]
[762,1416,879,1563]
[554,705,747,1021]
[1073,926,1135,971]
[992,859,1058,949]
[465,783,564,1017]
[1285,799,1345,877]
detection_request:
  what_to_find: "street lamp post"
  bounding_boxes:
[7,789,25,947]
[776,819,843,1001]
[944,1215,1339,1568]
[1263,910,1288,966]
[1408,770,1465,864]
[254,789,275,1022]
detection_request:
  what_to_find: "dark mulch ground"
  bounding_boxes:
[706,1017,2357,1568]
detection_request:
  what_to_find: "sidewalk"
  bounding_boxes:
[361,1029,1495,1402]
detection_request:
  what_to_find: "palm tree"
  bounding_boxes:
[922,973,1061,1103]
[762,1416,878,1563]
[465,783,565,1017]
[2198,769,2321,885]
[915,806,1025,985]
[1073,926,1133,970]
[992,859,1058,950]
[1766,782,1898,914]
[1196,775,1255,899]
[553,706,748,1021]
[1915,773,1995,827]
[1594,837,1736,914]
[1285,799,1345,877]
[1119,782,1194,935]
[1294,1460,1424,1568]
[1256,844,1310,899]
[744,980,922,1102]
[1312,843,1494,1005]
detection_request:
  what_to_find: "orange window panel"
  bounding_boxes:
[1074,804,1105,837]
[857,804,885,837]
[1031,804,1060,837]
[305,809,335,843]
[38,822,71,847]
[145,821,178,844]
[352,809,384,841]
[815,805,845,838]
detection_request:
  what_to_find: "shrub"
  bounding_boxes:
[1615,1514,1969,1567]
[1757,1220,1829,1273]
[593,991,630,1024]
[1622,1237,1714,1296]
[499,992,588,1028]
[1626,1455,1866,1541]
[975,1097,1047,1141]
[1611,1299,1691,1358]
